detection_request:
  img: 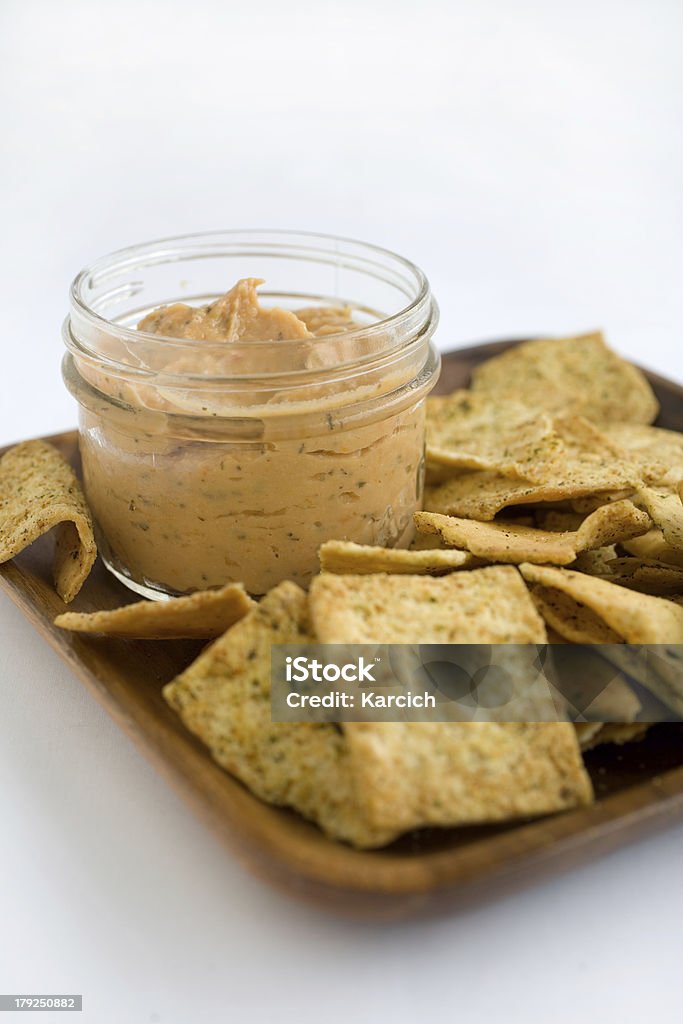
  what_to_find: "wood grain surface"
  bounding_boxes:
[1,341,682,920]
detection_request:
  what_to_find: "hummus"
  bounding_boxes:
[75,279,427,595]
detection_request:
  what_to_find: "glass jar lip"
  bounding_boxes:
[69,228,431,355]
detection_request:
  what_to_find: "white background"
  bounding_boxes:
[1,1,682,1021]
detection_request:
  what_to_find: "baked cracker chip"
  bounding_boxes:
[519,564,683,715]
[426,390,560,479]
[54,583,254,639]
[423,417,641,521]
[414,500,649,566]
[571,546,619,576]
[550,646,641,722]
[622,529,683,568]
[309,566,547,644]
[607,423,683,487]
[637,487,683,551]
[165,579,594,844]
[0,440,97,603]
[318,540,479,575]
[343,722,592,833]
[520,563,683,643]
[163,581,397,849]
[529,586,622,644]
[470,332,659,424]
[573,553,683,596]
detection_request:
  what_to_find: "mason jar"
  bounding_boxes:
[62,230,440,598]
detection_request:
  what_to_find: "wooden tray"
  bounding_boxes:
[2,341,683,921]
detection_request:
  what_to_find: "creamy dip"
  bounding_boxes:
[75,279,426,595]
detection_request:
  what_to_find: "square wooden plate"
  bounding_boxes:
[2,340,683,920]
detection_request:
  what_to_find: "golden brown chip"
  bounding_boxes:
[571,546,619,576]
[529,585,622,644]
[519,564,683,714]
[637,487,683,551]
[344,722,592,834]
[520,563,683,643]
[426,390,560,478]
[164,579,595,845]
[309,566,547,644]
[0,440,97,603]
[623,529,683,568]
[551,646,641,722]
[569,492,637,514]
[607,423,683,487]
[54,584,254,639]
[470,332,659,424]
[574,554,683,596]
[414,500,649,566]
[596,645,683,721]
[423,417,641,521]
[318,540,479,575]
[163,581,395,848]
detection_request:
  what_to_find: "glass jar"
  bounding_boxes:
[62,230,440,598]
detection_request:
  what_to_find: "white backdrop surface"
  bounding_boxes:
[1,1,682,1021]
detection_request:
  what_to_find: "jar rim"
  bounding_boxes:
[68,229,431,364]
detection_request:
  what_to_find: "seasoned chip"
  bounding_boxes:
[529,585,622,644]
[318,540,478,575]
[423,417,641,521]
[607,423,683,487]
[569,492,637,514]
[623,529,683,568]
[163,581,589,845]
[520,563,683,643]
[596,645,683,721]
[573,553,683,596]
[309,566,547,644]
[571,546,619,576]
[519,564,683,714]
[414,500,649,566]
[426,390,560,478]
[54,583,254,639]
[0,440,97,603]
[637,487,683,551]
[344,722,592,833]
[163,581,395,849]
[470,332,659,424]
